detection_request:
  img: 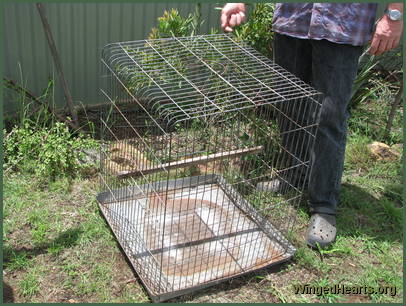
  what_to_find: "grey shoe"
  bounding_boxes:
[306,213,336,249]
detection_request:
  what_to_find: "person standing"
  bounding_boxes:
[220,3,403,248]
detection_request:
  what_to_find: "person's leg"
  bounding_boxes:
[308,39,363,215]
[305,39,363,248]
[273,33,312,83]
[274,35,363,248]
[266,33,313,191]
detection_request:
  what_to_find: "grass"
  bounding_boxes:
[348,78,403,145]
[3,133,402,302]
[19,268,41,298]
[2,173,148,303]
[3,76,403,303]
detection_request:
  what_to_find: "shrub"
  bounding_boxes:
[3,120,98,179]
[148,9,194,39]
[148,7,203,39]
[232,3,275,58]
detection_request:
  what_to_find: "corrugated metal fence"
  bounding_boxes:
[3,2,396,114]
[3,2,221,113]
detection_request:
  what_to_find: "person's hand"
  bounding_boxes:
[369,15,403,56]
[221,3,246,32]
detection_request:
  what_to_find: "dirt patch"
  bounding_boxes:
[3,281,15,303]
[5,223,33,248]
[340,294,372,303]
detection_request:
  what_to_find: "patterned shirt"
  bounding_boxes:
[272,3,378,46]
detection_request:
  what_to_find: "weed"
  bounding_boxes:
[294,247,330,273]
[4,71,99,180]
[61,262,80,278]
[3,248,32,271]
[4,121,98,179]
[317,236,354,257]
[27,208,50,243]
[48,177,72,194]
[382,182,403,204]
[19,269,40,297]
[296,207,310,222]
[267,284,288,302]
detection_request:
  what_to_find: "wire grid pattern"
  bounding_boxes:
[101,34,321,124]
[98,175,295,295]
[99,34,323,302]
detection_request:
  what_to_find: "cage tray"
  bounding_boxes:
[97,174,295,301]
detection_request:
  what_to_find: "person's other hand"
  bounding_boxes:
[221,3,246,32]
[369,15,403,55]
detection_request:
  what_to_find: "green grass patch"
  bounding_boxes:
[3,247,32,271]
[348,79,403,145]
[19,268,41,298]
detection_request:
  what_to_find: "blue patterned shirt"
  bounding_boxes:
[272,3,378,46]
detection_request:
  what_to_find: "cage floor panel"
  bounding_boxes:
[98,176,294,299]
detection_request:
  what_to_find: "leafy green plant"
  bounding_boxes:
[349,53,381,110]
[232,3,275,58]
[148,7,203,39]
[3,120,98,179]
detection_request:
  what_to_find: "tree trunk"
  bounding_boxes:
[36,3,79,129]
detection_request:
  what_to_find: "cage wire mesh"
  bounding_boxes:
[98,34,323,302]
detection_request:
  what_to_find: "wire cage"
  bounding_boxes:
[98,34,323,302]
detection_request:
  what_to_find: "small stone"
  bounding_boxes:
[368,141,400,161]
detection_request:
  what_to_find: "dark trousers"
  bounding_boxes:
[273,33,363,215]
